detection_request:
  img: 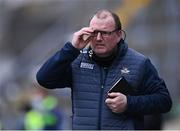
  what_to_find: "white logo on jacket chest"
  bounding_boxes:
[121,67,130,74]
[80,62,94,69]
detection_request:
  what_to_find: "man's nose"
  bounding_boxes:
[96,32,103,41]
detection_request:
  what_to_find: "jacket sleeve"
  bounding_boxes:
[36,42,80,89]
[125,59,172,115]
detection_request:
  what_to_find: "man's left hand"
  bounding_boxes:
[105,92,127,113]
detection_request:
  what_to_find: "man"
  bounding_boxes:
[36,9,172,130]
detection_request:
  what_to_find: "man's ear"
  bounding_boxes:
[116,30,122,42]
[118,30,126,41]
[117,30,122,37]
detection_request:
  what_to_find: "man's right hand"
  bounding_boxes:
[71,27,94,50]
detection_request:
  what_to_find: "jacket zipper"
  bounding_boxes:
[98,67,108,129]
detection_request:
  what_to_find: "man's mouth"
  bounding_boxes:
[96,44,105,47]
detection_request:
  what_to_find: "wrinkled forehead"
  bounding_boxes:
[89,14,116,30]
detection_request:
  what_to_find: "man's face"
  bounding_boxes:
[89,16,122,57]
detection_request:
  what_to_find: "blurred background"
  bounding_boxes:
[0,0,180,130]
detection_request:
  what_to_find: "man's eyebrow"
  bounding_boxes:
[93,30,108,32]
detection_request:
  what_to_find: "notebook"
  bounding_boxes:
[108,76,136,95]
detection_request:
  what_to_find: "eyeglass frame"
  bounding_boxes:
[91,28,120,38]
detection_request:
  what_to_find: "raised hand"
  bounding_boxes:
[71,27,94,50]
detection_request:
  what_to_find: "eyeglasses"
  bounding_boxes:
[91,29,119,38]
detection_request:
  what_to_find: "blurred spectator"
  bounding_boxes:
[42,95,63,130]
[22,88,63,130]
[24,107,45,130]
